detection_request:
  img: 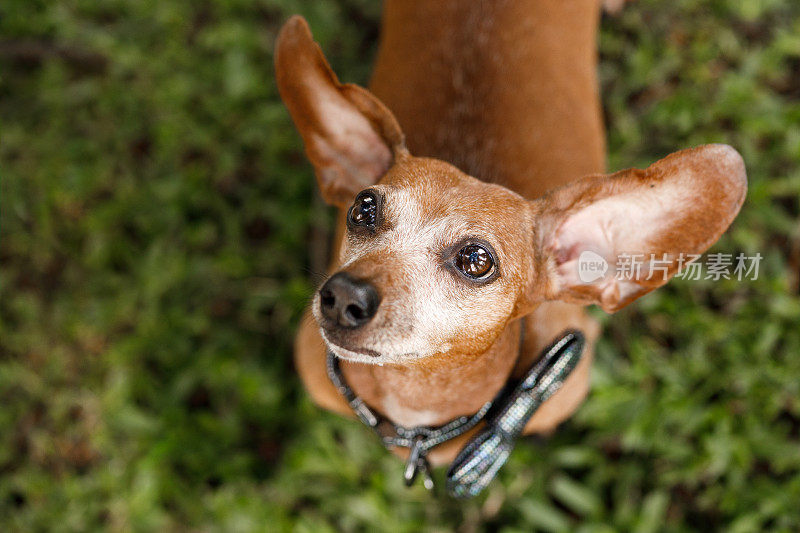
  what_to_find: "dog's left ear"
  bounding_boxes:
[526,144,747,313]
[275,16,407,207]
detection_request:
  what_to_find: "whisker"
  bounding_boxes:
[301,266,329,286]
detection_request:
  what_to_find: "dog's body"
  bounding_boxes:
[279,1,746,467]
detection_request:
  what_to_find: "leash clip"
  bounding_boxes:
[404,436,434,490]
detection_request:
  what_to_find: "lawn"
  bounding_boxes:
[1,0,799,531]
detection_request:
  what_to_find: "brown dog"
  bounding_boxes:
[275,1,746,467]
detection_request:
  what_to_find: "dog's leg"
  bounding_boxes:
[295,310,354,417]
[516,302,600,436]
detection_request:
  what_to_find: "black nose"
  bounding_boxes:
[319,272,380,328]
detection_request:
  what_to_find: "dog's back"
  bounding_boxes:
[369,0,605,200]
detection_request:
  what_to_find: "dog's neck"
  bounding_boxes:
[341,320,523,427]
[338,0,605,427]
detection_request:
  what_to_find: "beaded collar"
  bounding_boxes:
[326,330,586,497]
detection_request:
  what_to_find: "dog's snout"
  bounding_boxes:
[319,272,380,328]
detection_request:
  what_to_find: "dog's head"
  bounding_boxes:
[276,16,747,364]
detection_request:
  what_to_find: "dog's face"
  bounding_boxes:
[276,16,747,364]
[314,156,537,363]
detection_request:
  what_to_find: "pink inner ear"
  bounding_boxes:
[311,91,393,187]
[550,182,687,307]
[275,16,404,206]
[300,82,394,202]
[541,144,746,312]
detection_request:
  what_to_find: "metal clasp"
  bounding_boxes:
[403,436,434,490]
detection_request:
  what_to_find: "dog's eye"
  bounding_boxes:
[455,244,494,279]
[348,191,379,228]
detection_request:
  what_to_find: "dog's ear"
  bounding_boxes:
[275,16,407,207]
[527,144,747,312]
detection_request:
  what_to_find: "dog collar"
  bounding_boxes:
[326,330,585,497]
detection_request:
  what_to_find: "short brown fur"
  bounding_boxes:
[276,1,746,466]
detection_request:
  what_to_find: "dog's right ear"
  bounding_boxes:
[524,144,747,313]
[275,16,407,207]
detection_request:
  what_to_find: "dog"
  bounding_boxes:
[275,0,746,478]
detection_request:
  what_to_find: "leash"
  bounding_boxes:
[327,351,493,489]
[326,330,585,497]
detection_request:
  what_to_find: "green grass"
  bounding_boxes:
[1,0,799,530]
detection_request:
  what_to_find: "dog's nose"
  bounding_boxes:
[319,272,380,328]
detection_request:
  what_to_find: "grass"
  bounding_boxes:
[1,0,799,530]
